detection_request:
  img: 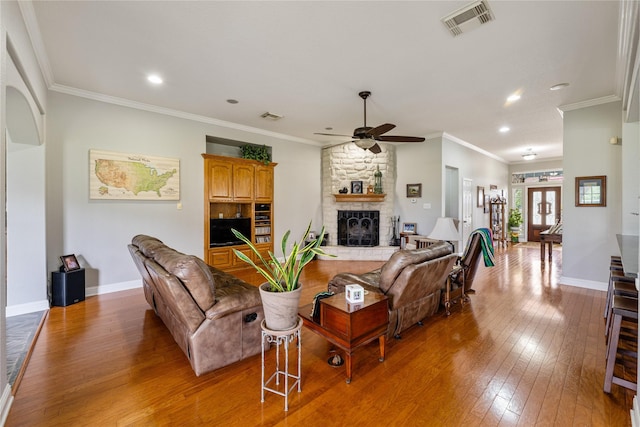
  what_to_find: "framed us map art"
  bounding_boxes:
[89,149,180,200]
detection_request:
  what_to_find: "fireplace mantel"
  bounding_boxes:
[334,194,386,203]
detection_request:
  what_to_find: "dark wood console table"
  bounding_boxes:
[299,292,388,383]
[540,231,562,263]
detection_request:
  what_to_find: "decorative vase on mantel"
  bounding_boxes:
[259,283,303,330]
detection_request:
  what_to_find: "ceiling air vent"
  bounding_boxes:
[441,0,494,37]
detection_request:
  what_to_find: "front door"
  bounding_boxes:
[527,186,561,242]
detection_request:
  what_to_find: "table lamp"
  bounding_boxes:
[428,217,459,252]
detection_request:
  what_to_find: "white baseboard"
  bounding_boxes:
[86,279,141,297]
[4,280,142,317]
[559,276,607,292]
[0,384,14,426]
[6,300,49,317]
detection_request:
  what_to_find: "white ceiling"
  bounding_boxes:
[26,1,623,163]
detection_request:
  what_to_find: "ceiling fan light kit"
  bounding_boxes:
[315,90,425,154]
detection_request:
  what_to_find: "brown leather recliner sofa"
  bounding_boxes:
[327,241,457,340]
[128,235,265,376]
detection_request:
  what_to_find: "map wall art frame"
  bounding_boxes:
[89,149,180,200]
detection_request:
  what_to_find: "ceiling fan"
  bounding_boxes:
[315,91,425,154]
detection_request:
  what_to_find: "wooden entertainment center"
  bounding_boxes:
[203,154,277,271]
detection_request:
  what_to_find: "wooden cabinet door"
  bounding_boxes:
[207,160,233,201]
[232,246,254,267]
[233,164,254,201]
[255,165,274,201]
[208,248,232,268]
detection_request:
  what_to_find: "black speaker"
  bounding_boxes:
[52,268,85,307]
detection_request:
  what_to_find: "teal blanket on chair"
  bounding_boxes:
[464,228,495,267]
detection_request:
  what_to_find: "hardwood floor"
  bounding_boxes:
[7,244,635,426]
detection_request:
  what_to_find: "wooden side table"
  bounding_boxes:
[261,318,302,411]
[299,292,388,383]
[443,265,466,316]
[539,232,562,263]
[415,237,439,248]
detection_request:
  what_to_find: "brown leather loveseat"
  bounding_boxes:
[128,235,265,376]
[327,242,456,340]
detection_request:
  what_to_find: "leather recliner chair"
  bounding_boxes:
[327,242,457,340]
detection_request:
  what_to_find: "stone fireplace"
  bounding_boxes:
[337,210,380,246]
[319,143,397,260]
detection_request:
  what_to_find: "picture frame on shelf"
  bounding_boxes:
[60,254,81,272]
[351,180,363,194]
[575,175,606,207]
[406,183,422,198]
[402,223,417,234]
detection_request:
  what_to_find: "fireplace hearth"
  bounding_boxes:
[337,210,380,247]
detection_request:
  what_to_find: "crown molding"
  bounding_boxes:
[442,132,507,164]
[615,0,639,105]
[18,0,54,88]
[558,95,621,112]
[49,84,319,146]
[510,156,564,166]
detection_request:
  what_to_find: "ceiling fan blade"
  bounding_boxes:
[322,140,357,149]
[368,143,382,154]
[377,135,426,143]
[314,132,354,137]
[366,123,396,138]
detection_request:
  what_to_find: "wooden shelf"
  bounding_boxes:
[334,194,386,203]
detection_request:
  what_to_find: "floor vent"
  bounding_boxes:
[441,0,495,37]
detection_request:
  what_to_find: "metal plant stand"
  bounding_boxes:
[261,317,302,411]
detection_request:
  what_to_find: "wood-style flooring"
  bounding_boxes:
[6,244,636,426]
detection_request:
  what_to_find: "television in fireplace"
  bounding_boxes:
[210,217,251,247]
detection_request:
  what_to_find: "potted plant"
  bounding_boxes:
[240,144,271,165]
[508,208,523,243]
[231,222,334,330]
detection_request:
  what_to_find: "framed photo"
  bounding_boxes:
[484,195,490,213]
[60,254,81,272]
[406,183,422,198]
[489,184,498,190]
[477,186,485,207]
[402,222,417,234]
[351,180,363,194]
[575,175,606,207]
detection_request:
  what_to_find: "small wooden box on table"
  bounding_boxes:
[299,292,388,383]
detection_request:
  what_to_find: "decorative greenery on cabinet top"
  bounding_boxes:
[240,144,271,165]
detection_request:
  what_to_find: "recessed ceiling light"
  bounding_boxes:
[507,93,521,102]
[226,99,239,104]
[550,83,570,91]
[499,126,510,133]
[147,74,163,85]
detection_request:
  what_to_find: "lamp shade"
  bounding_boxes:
[428,217,459,242]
